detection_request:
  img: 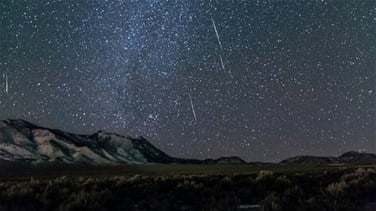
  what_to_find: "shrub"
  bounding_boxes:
[256,170,274,181]
[261,192,282,211]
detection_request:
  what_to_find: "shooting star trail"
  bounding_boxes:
[219,55,225,70]
[5,73,8,93]
[211,16,230,74]
[211,17,223,50]
[188,93,197,121]
[220,55,233,77]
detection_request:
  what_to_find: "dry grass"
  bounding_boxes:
[0,167,374,210]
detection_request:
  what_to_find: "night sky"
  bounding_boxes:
[1,0,375,162]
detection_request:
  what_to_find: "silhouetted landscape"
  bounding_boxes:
[1,119,375,167]
[0,119,375,210]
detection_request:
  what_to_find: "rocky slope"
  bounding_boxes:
[0,119,374,166]
[0,119,245,165]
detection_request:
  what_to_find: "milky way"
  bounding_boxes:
[0,0,375,161]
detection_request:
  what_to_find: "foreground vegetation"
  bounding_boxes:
[0,166,375,210]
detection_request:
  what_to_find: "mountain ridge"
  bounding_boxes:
[0,119,246,165]
[0,119,374,166]
[280,151,376,165]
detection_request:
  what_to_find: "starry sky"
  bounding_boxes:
[0,0,375,162]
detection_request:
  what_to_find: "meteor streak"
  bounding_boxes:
[188,93,197,121]
[211,16,229,73]
[4,73,8,93]
[211,17,223,50]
